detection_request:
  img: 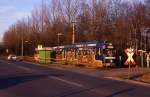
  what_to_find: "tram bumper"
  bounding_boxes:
[104,57,116,67]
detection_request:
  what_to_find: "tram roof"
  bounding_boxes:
[64,44,76,48]
[52,46,65,49]
[52,41,112,49]
[75,41,108,48]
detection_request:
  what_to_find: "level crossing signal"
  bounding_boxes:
[124,48,136,65]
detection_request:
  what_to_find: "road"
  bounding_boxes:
[0,59,149,97]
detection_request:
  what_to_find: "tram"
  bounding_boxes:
[52,41,116,68]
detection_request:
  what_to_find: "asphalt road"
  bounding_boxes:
[0,59,149,97]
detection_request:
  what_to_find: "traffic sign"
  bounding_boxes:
[125,48,136,65]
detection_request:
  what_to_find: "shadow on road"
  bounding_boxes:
[53,80,134,97]
[0,74,48,90]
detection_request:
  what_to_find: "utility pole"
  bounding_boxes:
[140,28,149,68]
[41,0,44,34]
[140,28,143,50]
[72,21,76,44]
[134,29,138,68]
[144,28,150,51]
[134,29,137,53]
[21,31,24,59]
[144,29,147,52]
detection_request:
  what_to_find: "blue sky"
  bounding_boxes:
[0,0,41,41]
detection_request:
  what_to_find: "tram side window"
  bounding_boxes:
[92,49,94,54]
[57,51,62,55]
[63,50,66,58]
[87,50,90,55]
[74,49,77,59]
[78,50,82,55]
[83,50,88,55]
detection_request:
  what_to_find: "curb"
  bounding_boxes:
[105,77,150,87]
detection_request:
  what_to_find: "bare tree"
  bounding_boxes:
[3,0,150,55]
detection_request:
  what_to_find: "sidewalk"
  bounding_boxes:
[135,73,150,84]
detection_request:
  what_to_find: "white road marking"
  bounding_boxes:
[50,76,84,88]
[16,65,32,71]
[104,77,130,82]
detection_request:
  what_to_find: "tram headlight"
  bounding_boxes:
[110,60,113,63]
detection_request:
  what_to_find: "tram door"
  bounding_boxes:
[56,50,63,62]
[82,49,88,63]
[94,48,103,61]
[87,49,94,64]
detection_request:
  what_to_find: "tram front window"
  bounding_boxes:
[107,50,113,57]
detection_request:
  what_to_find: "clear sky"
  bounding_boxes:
[0,0,41,41]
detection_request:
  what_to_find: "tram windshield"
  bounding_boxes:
[103,49,114,57]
